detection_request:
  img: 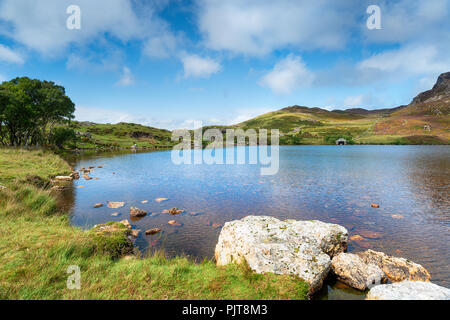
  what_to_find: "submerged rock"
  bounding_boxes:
[367,281,450,300]
[169,207,183,215]
[93,203,103,208]
[168,220,182,227]
[331,253,387,290]
[146,228,162,235]
[131,229,141,238]
[129,207,147,218]
[350,235,365,241]
[214,216,348,294]
[107,201,125,209]
[155,198,168,203]
[357,249,431,282]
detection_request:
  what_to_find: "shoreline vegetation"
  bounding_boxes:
[0,148,309,300]
[1,74,448,153]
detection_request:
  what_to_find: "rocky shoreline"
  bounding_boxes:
[53,166,449,300]
[214,216,450,300]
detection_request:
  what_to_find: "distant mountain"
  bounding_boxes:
[232,72,449,145]
[411,72,450,106]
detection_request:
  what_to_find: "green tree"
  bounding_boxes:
[0,77,75,146]
[49,127,76,149]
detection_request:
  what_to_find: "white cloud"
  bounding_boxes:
[0,0,167,56]
[259,55,314,95]
[343,95,364,108]
[358,44,450,75]
[0,44,24,64]
[75,106,176,129]
[197,0,355,55]
[143,33,178,59]
[0,74,7,82]
[363,0,450,44]
[116,67,135,86]
[181,54,222,79]
[66,50,123,73]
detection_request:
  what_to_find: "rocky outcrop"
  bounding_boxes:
[331,253,387,290]
[357,249,431,282]
[411,72,450,105]
[129,207,147,218]
[214,216,348,294]
[367,281,450,300]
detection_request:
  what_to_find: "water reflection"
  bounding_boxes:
[67,146,450,290]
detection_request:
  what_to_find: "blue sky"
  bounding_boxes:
[0,0,449,129]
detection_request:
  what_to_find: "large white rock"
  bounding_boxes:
[215,216,348,294]
[367,281,450,300]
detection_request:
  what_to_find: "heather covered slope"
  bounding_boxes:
[373,72,450,144]
[231,72,450,145]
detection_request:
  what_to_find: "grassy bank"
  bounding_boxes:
[69,121,176,150]
[0,148,309,300]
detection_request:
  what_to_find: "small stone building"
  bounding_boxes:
[336,138,347,145]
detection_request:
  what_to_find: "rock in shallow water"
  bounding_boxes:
[214,216,348,294]
[331,253,387,290]
[129,207,147,218]
[367,281,450,300]
[357,249,431,282]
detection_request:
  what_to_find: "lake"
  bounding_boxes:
[66,145,450,298]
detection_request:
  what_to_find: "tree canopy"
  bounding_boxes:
[0,77,75,147]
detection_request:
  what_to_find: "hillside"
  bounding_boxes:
[67,72,449,149]
[232,72,450,145]
[69,121,176,150]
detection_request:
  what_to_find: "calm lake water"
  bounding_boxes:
[66,145,450,298]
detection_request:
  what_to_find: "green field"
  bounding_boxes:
[68,121,176,150]
[0,148,309,299]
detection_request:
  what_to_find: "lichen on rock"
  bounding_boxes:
[214,216,348,294]
[357,249,431,283]
[367,281,450,300]
[331,252,387,290]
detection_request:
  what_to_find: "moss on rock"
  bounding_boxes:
[90,221,133,259]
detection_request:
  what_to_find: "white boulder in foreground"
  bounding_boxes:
[331,253,387,290]
[215,216,348,294]
[367,281,450,300]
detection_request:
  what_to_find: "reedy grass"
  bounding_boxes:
[0,148,309,300]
